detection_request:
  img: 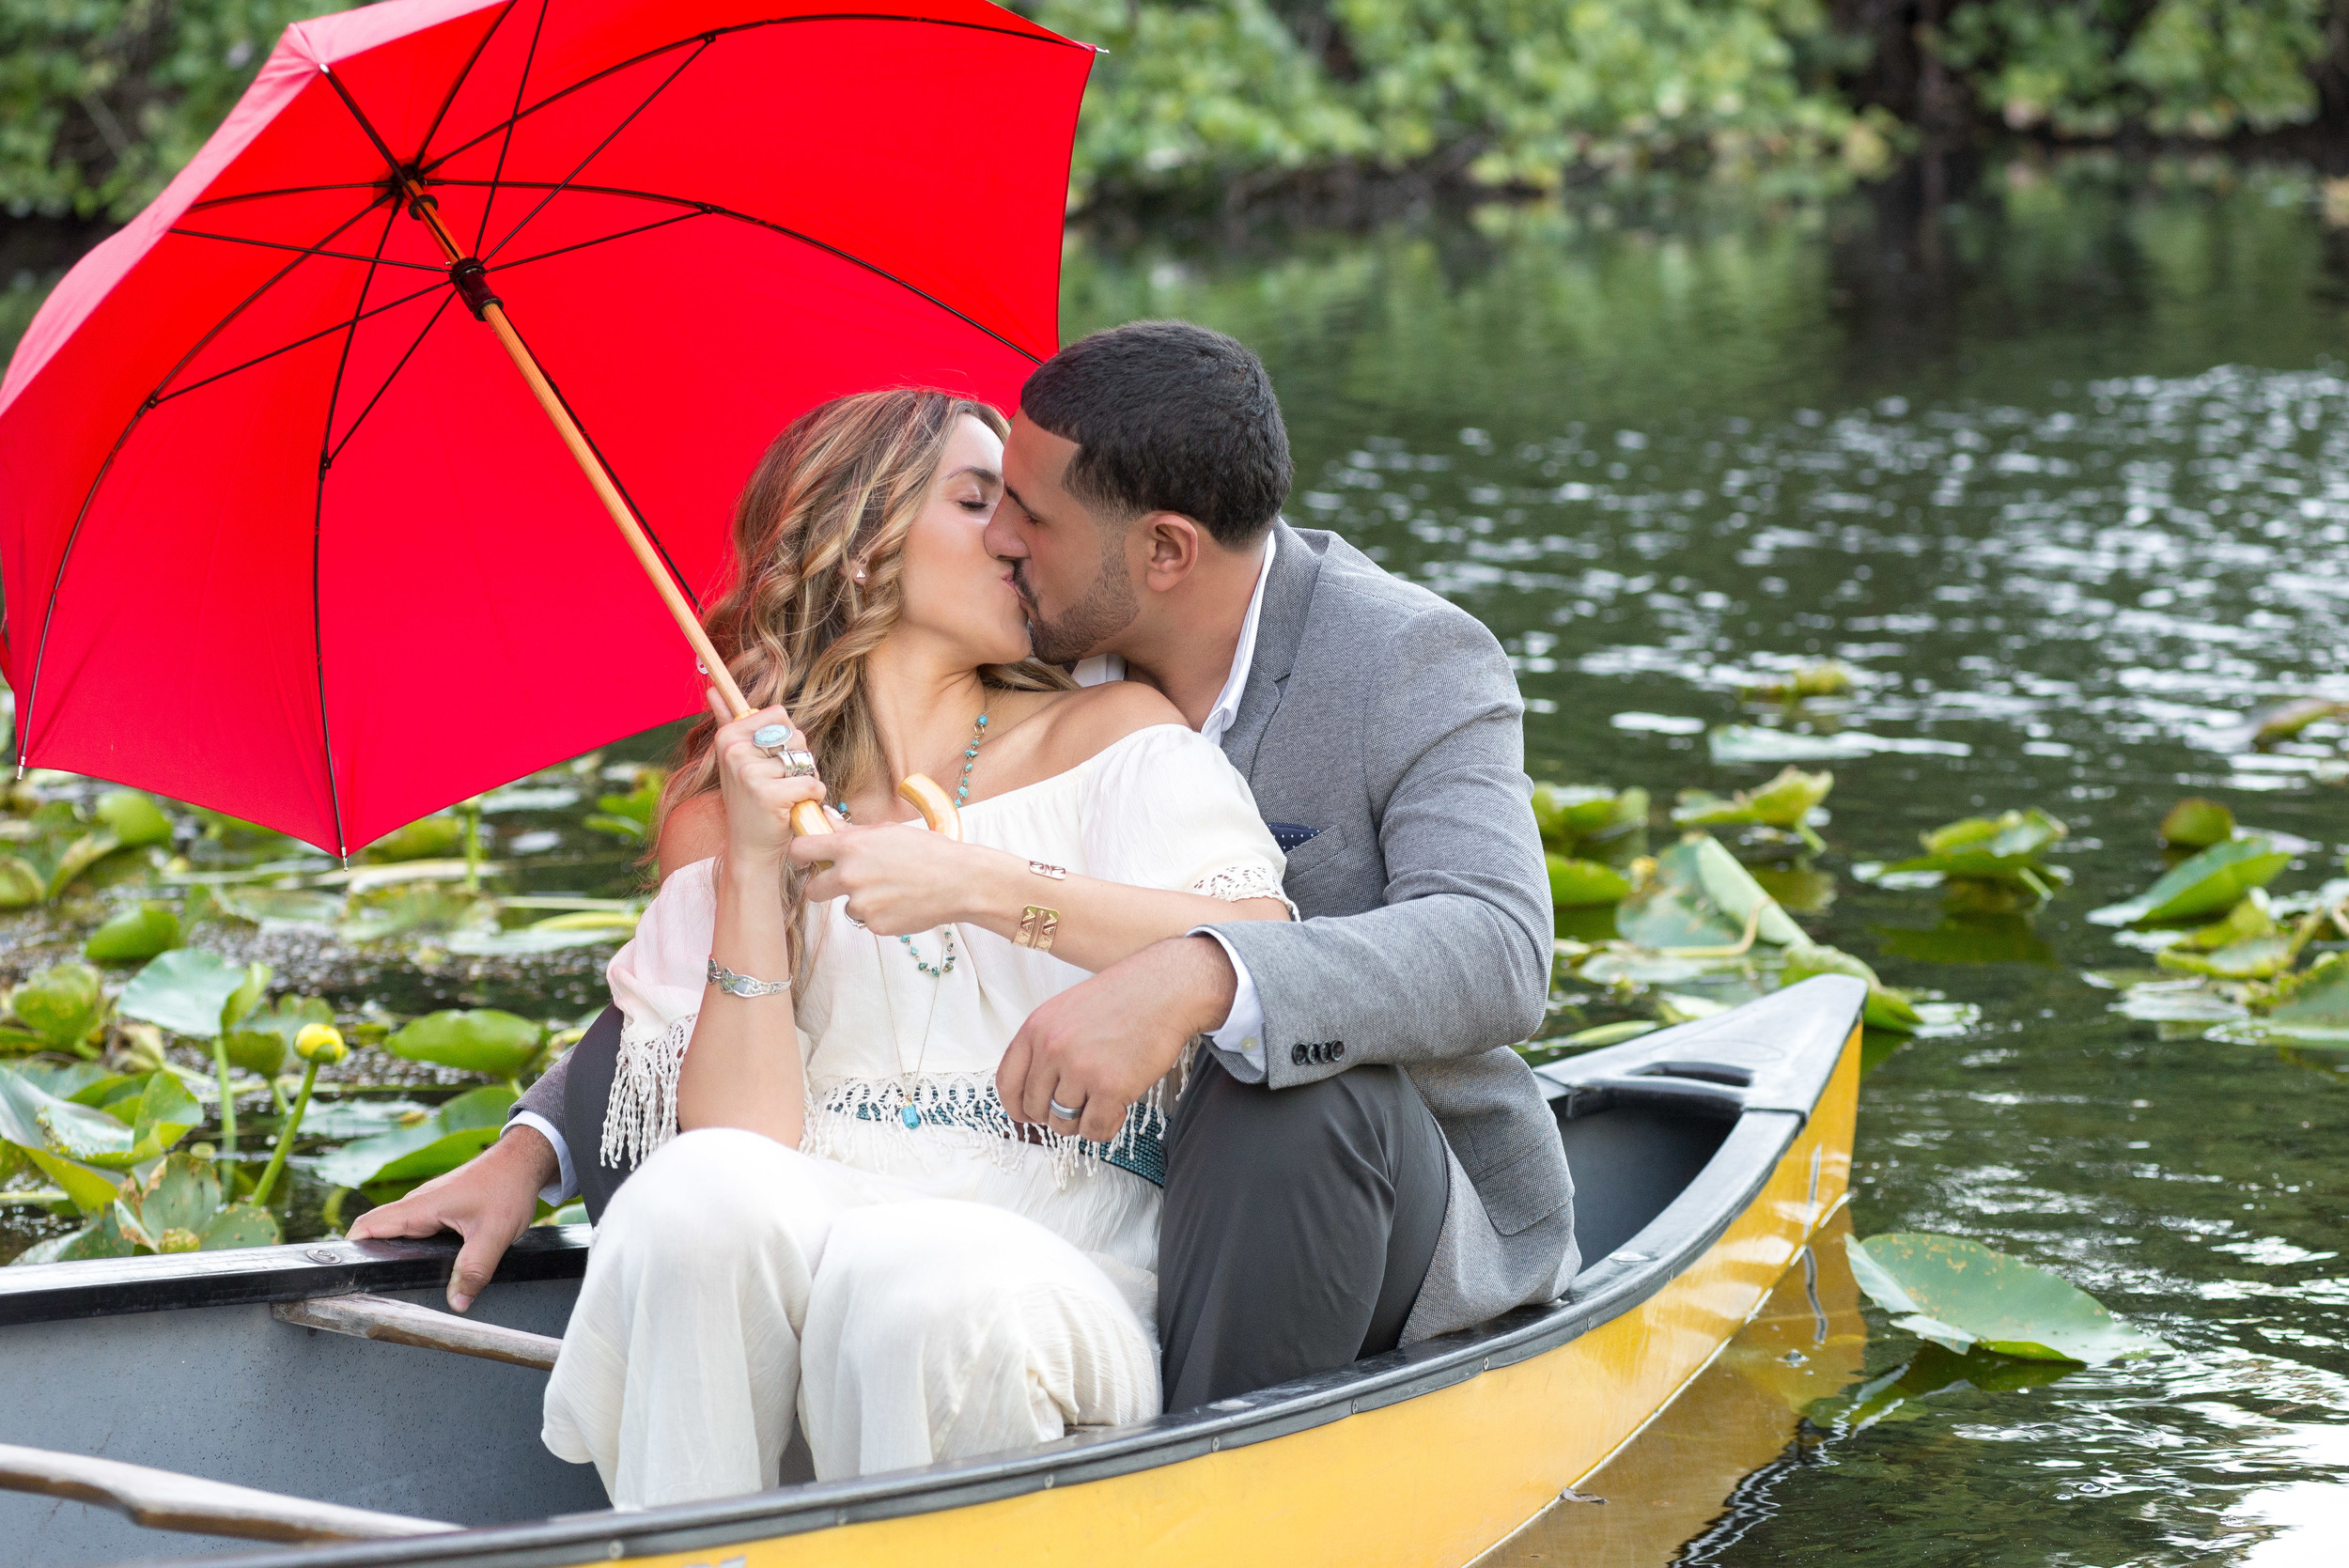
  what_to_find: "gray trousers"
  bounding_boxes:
[549,1011,1449,1409]
[1158,1053,1448,1411]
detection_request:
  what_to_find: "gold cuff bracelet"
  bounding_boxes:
[1016,905,1061,953]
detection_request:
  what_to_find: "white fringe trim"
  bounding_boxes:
[599,1032,1174,1189]
[800,1071,1168,1189]
[600,1014,693,1171]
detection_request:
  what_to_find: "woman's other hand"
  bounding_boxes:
[706,688,827,869]
[791,820,984,935]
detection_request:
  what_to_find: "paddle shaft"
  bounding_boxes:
[397,183,830,836]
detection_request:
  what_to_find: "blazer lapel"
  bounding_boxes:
[1221,520,1321,779]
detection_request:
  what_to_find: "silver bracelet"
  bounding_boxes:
[707,957,790,998]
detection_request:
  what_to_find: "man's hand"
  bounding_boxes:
[345,1125,555,1312]
[999,936,1237,1142]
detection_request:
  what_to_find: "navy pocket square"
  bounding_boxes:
[1267,822,1324,853]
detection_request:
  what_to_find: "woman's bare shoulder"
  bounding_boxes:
[655,792,725,880]
[1028,680,1187,769]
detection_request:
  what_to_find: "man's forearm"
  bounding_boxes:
[494,1120,562,1190]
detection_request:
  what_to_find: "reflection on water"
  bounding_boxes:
[1069,160,2349,1563]
[1490,1209,1870,1567]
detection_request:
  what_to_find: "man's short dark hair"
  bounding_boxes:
[1019,320,1292,549]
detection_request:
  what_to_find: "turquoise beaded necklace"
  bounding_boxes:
[838,706,987,980]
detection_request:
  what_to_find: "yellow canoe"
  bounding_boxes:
[0,974,1866,1568]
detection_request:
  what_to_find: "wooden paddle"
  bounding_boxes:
[0,1443,456,1544]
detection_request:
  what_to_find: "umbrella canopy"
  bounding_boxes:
[0,0,1091,855]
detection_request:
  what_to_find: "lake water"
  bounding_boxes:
[7,155,2349,1562]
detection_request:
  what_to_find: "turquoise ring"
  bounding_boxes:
[752,722,791,753]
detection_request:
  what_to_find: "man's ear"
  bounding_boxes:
[1137,511,1203,591]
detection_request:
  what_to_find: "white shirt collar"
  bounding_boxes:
[1069,530,1275,752]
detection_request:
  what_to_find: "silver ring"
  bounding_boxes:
[1048,1098,1082,1121]
[777,749,818,778]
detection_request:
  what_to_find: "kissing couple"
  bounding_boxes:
[352,321,1579,1505]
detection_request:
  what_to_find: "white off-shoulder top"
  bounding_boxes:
[594,723,1289,1272]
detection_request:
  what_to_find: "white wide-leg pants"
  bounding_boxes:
[540,1127,1159,1507]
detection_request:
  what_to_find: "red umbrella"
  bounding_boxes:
[0,0,1091,855]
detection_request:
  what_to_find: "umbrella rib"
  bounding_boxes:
[434,179,1045,365]
[414,0,518,166]
[151,277,450,408]
[490,307,703,614]
[186,182,386,213]
[419,13,1091,178]
[168,228,446,272]
[493,210,707,273]
[306,202,410,859]
[479,39,712,265]
[327,291,458,465]
[474,0,553,256]
[17,194,397,766]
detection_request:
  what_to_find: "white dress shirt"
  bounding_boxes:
[514,532,1283,1203]
[1070,530,1276,1077]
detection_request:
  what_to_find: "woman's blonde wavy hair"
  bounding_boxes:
[654,388,1073,956]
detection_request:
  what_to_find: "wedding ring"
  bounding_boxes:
[1049,1098,1083,1121]
[777,749,818,778]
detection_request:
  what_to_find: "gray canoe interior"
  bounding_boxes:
[1,1280,602,1566]
[3,1058,1758,1566]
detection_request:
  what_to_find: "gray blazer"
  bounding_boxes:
[1206,522,1575,1338]
[518,521,1576,1334]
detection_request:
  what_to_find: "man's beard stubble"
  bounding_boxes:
[1013,553,1140,666]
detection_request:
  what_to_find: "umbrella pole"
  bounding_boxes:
[395,186,833,834]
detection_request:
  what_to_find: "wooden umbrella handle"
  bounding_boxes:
[896,774,962,841]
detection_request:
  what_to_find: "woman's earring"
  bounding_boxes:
[852,566,867,583]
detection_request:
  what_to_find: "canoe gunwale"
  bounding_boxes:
[18,977,1866,1568]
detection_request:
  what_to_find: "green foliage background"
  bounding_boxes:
[1,0,2343,222]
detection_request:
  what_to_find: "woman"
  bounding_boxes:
[540,389,1292,1507]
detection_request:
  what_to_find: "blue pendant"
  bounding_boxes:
[900,1106,921,1129]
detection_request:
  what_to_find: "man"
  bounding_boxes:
[354,321,1574,1408]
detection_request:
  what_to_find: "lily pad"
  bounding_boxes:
[1547,854,1632,908]
[111,1152,283,1253]
[94,790,173,848]
[364,815,464,863]
[2155,936,2295,981]
[1781,943,1923,1032]
[217,886,346,926]
[117,950,271,1039]
[382,1010,543,1078]
[1617,834,1806,951]
[585,770,666,841]
[2208,955,2349,1046]
[1885,808,2068,889]
[312,1085,518,1189]
[84,901,182,963]
[1672,766,1832,843]
[2089,837,2294,927]
[1845,1232,2163,1364]
[11,1208,135,1265]
[2158,797,2234,850]
[5,962,106,1051]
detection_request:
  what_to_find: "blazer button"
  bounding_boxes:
[1291,1043,1308,1065]
[1330,1042,1345,1061]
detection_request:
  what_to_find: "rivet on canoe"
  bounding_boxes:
[606,1541,623,1560]
[305,1248,337,1264]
